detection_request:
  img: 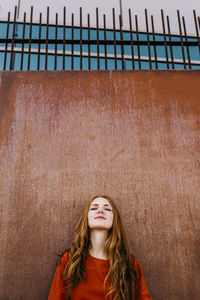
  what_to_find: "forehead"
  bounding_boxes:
[90,197,112,206]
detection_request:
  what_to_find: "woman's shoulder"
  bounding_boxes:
[130,255,142,267]
[132,257,141,267]
[133,257,143,273]
[59,250,70,266]
[130,256,144,279]
[130,256,153,299]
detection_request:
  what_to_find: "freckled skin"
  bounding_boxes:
[88,197,114,230]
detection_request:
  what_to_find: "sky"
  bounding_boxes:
[0,0,199,35]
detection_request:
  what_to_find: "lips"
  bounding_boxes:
[95,216,106,220]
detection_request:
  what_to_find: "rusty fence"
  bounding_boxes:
[0,6,200,70]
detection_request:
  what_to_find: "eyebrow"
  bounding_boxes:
[91,203,111,207]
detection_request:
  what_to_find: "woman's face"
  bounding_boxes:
[88,197,114,230]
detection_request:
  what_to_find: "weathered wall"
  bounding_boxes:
[0,71,199,300]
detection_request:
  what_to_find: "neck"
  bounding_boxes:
[89,229,108,259]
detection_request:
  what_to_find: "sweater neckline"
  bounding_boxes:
[88,252,109,262]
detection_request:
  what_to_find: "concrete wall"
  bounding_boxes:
[0,70,199,300]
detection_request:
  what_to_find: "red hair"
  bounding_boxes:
[63,195,137,299]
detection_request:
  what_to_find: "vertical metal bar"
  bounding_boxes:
[167,16,175,69]
[10,5,17,70]
[27,6,33,70]
[198,15,200,57]
[87,13,91,70]
[71,13,74,70]
[129,9,135,70]
[198,16,200,33]
[119,14,125,70]
[177,10,186,69]
[3,12,10,70]
[45,6,49,70]
[20,12,26,70]
[96,7,100,70]
[161,9,169,69]
[103,14,108,70]
[62,7,66,70]
[145,9,152,69]
[80,7,82,70]
[37,13,42,71]
[151,15,158,69]
[119,0,123,27]
[54,13,58,70]
[193,10,200,53]
[135,15,141,69]
[182,16,191,69]
[112,8,117,70]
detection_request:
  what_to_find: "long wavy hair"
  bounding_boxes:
[62,195,137,300]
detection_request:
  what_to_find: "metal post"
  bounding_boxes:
[119,0,123,27]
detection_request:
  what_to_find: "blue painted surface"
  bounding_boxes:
[0,22,199,70]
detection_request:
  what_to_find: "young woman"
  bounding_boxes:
[48,195,152,300]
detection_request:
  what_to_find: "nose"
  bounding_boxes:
[98,208,103,214]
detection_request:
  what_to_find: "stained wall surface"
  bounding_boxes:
[0,71,200,300]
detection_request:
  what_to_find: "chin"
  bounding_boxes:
[89,221,112,230]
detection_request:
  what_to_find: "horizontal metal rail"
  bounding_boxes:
[0,38,199,46]
[1,45,199,66]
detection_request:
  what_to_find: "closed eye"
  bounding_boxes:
[105,208,112,211]
[90,208,98,210]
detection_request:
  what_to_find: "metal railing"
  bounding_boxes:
[0,6,200,70]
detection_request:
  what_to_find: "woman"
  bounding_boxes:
[48,195,152,300]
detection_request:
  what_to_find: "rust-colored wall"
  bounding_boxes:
[0,71,199,300]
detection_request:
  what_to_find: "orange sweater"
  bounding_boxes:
[48,252,152,300]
